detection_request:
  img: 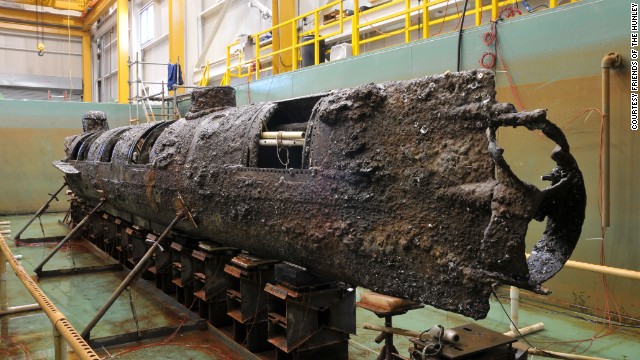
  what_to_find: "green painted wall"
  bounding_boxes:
[233,0,639,321]
[0,100,131,214]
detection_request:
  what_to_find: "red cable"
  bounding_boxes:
[479,52,496,68]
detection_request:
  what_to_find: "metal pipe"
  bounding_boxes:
[601,52,621,228]
[0,235,100,360]
[33,200,105,274]
[261,131,305,139]
[0,303,41,316]
[258,139,305,146]
[53,326,68,360]
[14,183,67,240]
[363,322,543,339]
[81,212,185,339]
[527,348,609,360]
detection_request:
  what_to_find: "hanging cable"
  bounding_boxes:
[67,0,73,97]
[456,0,470,72]
[36,0,45,56]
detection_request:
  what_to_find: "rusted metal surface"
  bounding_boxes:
[54,70,585,320]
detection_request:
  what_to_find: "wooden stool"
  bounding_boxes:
[357,292,424,360]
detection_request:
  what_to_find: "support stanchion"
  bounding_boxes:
[33,200,105,275]
[81,211,186,339]
[14,183,67,240]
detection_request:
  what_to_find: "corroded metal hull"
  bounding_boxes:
[55,70,585,319]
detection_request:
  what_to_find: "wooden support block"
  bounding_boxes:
[359,292,416,312]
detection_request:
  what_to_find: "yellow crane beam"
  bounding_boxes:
[82,0,116,31]
[10,0,86,12]
[0,21,83,37]
[0,6,84,29]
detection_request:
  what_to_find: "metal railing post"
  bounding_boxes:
[405,0,411,43]
[14,183,67,240]
[53,326,68,360]
[255,36,261,80]
[422,1,429,39]
[0,250,6,311]
[314,12,320,65]
[81,212,185,339]
[225,44,232,85]
[492,0,498,19]
[352,0,360,56]
[33,200,105,275]
[291,21,298,71]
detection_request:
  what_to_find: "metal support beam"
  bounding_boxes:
[271,0,296,75]
[0,7,83,28]
[81,211,185,339]
[0,303,42,317]
[82,32,92,102]
[0,21,84,37]
[83,0,117,31]
[116,0,130,104]
[14,183,67,240]
[0,249,6,311]
[10,0,85,12]
[116,0,129,103]
[168,0,184,93]
[53,326,69,360]
[33,200,105,275]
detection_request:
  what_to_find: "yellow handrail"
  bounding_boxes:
[0,235,100,360]
[222,0,572,86]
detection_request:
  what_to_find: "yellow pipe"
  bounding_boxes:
[0,235,100,360]
[116,0,129,104]
[550,0,557,8]
[600,52,621,228]
[475,0,482,26]
[82,31,92,102]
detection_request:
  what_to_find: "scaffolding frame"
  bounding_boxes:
[127,53,193,125]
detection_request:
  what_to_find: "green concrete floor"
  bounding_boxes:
[1,213,638,359]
